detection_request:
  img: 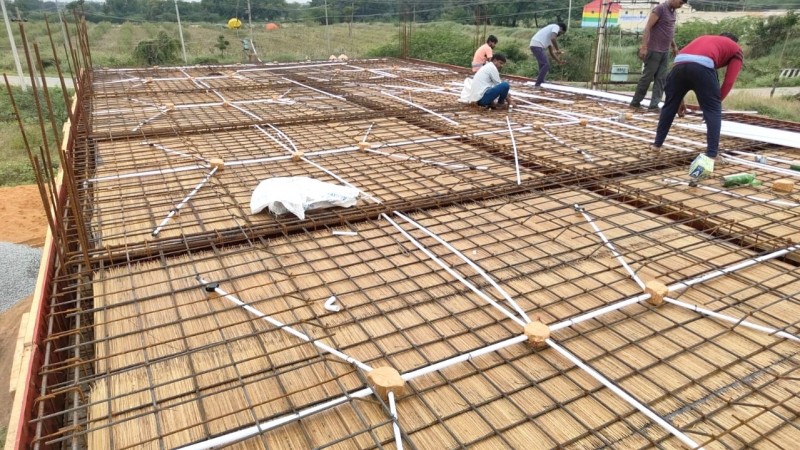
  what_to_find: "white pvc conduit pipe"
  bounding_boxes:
[196,276,372,372]
[367,69,398,78]
[547,339,705,450]
[577,207,644,289]
[177,387,373,450]
[577,205,798,346]
[550,294,650,332]
[541,127,594,163]
[506,116,522,185]
[152,167,218,236]
[551,244,798,332]
[663,297,800,343]
[382,213,527,327]
[723,154,800,178]
[236,62,348,73]
[88,164,206,184]
[178,245,798,450]
[728,150,798,167]
[401,335,529,381]
[381,91,459,126]
[178,335,530,449]
[393,211,530,323]
[280,77,346,100]
[662,178,800,208]
[131,110,167,132]
[388,391,404,450]
[364,147,484,171]
[145,142,209,164]
[668,245,798,293]
[528,102,701,151]
[586,124,692,153]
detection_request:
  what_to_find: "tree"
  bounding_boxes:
[214,35,230,56]
[133,31,180,65]
[749,11,799,58]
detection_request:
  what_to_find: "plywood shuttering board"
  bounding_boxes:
[88,118,531,248]
[88,189,799,449]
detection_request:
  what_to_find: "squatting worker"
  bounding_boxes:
[468,54,514,110]
[529,23,567,87]
[630,0,686,110]
[650,33,743,172]
[472,35,498,73]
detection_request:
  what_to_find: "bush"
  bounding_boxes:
[367,42,401,58]
[407,25,474,67]
[749,11,799,58]
[557,28,596,82]
[496,41,528,62]
[0,87,69,124]
[133,31,180,66]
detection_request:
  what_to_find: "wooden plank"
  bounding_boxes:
[8,313,29,394]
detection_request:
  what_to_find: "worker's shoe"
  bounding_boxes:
[647,105,660,111]
[629,102,643,109]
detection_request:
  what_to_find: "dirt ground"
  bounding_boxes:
[0,185,47,247]
[0,184,47,438]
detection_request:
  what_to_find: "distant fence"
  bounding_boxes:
[779,68,800,78]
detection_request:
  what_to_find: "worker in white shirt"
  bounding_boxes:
[467,54,514,110]
[529,22,567,87]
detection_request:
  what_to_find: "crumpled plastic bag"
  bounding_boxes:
[458,77,473,104]
[250,177,360,220]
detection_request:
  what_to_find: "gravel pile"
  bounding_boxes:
[0,242,42,313]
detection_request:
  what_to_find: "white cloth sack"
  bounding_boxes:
[458,77,473,104]
[250,177,360,220]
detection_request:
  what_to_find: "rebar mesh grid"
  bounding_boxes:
[39,188,800,450]
[10,31,800,449]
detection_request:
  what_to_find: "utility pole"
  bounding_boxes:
[173,0,187,63]
[591,1,608,89]
[246,0,255,61]
[1,0,26,90]
[324,0,330,54]
[568,0,573,31]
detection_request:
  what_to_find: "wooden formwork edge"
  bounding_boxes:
[4,94,76,450]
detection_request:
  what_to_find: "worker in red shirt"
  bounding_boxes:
[650,33,743,176]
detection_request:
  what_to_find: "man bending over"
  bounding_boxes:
[468,54,514,110]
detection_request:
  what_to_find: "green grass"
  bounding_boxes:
[0,104,61,187]
[1,21,401,72]
[684,91,800,123]
[1,20,798,186]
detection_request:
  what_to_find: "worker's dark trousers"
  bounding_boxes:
[654,62,722,157]
[530,46,549,86]
[477,82,510,106]
[630,50,669,108]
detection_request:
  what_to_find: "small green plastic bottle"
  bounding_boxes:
[722,173,756,188]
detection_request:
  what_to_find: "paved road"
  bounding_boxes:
[4,75,74,89]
